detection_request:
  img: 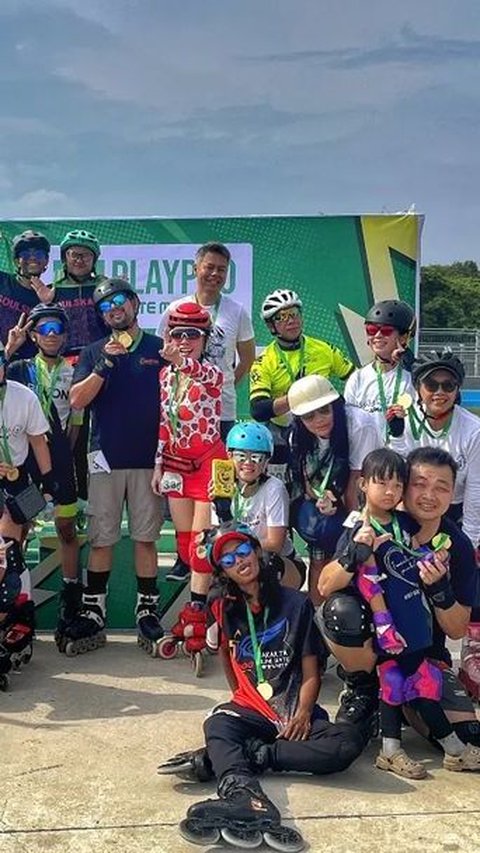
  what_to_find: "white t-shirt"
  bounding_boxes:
[1,381,49,466]
[344,362,414,442]
[345,405,383,470]
[157,294,254,421]
[389,403,480,546]
[235,475,294,557]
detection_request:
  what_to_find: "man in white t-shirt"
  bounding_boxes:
[344,300,415,444]
[157,243,255,439]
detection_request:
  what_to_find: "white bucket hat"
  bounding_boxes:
[288,375,339,417]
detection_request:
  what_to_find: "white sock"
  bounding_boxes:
[382,737,401,757]
[438,732,465,756]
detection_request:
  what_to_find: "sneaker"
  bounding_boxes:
[165,557,190,582]
[443,743,480,772]
[375,749,427,780]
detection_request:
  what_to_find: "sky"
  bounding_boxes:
[1,0,480,263]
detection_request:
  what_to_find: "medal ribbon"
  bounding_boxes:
[245,604,270,688]
[167,367,191,445]
[35,355,63,420]
[369,513,423,558]
[376,364,403,441]
[310,455,334,499]
[0,387,13,466]
[274,336,305,384]
[408,405,453,441]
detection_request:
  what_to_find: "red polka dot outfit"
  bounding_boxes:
[157,357,227,501]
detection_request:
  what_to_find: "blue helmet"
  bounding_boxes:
[226,422,274,456]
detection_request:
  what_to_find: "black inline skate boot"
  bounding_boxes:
[0,599,35,670]
[0,643,12,691]
[179,774,305,851]
[157,746,214,782]
[335,667,379,741]
[136,593,164,656]
[55,581,83,652]
[61,593,107,656]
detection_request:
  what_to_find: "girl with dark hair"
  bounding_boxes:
[288,374,381,603]
[158,521,366,850]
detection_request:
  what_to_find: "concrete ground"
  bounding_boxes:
[2,636,480,853]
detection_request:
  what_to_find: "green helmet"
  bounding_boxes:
[60,229,100,261]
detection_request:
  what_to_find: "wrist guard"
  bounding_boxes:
[338,538,373,573]
[93,353,117,378]
[424,574,456,610]
[42,470,60,503]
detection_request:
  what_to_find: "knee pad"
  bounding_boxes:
[176,531,191,565]
[404,660,443,703]
[454,720,480,747]
[378,660,405,705]
[320,590,374,648]
[190,533,212,574]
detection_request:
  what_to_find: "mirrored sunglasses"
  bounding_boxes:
[169,327,206,340]
[231,450,267,464]
[35,320,65,336]
[18,249,47,261]
[218,540,254,568]
[98,292,129,313]
[365,323,396,337]
[422,377,458,393]
[273,307,301,323]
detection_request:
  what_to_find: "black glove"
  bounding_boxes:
[423,574,456,610]
[338,537,373,573]
[93,351,119,379]
[213,497,233,523]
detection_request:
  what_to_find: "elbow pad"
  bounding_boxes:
[250,397,275,423]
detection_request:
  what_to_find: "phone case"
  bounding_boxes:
[212,459,236,498]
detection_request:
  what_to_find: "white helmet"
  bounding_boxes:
[261,288,303,321]
[288,375,339,417]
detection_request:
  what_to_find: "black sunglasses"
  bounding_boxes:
[422,377,458,393]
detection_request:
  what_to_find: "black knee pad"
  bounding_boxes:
[320,589,374,648]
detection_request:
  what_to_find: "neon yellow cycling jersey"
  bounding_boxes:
[249,335,354,427]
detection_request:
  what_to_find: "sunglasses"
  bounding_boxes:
[218,540,254,569]
[300,405,332,421]
[365,323,396,337]
[18,249,47,261]
[98,292,129,314]
[231,450,267,465]
[273,307,301,324]
[169,327,206,340]
[35,320,65,336]
[66,250,93,261]
[422,377,458,393]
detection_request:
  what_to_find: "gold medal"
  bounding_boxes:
[257,681,273,701]
[432,533,452,551]
[6,466,19,482]
[114,331,133,349]
[397,392,413,410]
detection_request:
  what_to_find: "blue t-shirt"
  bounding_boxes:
[73,331,164,469]
[0,271,40,358]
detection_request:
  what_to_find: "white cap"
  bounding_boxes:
[288,375,339,417]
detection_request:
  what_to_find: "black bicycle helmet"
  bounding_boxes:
[28,302,68,329]
[412,348,466,388]
[12,230,50,258]
[365,300,415,335]
[93,277,137,307]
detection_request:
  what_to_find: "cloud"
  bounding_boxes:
[1,189,77,217]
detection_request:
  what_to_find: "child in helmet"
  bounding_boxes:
[223,421,306,589]
[151,302,228,658]
[344,299,415,443]
[7,304,84,647]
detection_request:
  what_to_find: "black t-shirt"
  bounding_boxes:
[72,331,164,469]
[0,271,40,358]
[209,587,327,724]
[424,516,478,665]
[53,275,107,351]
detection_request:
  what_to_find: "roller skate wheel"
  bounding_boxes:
[179,818,220,845]
[157,637,179,660]
[181,642,190,657]
[220,826,263,848]
[65,642,79,657]
[0,674,10,692]
[264,826,305,852]
[192,651,204,678]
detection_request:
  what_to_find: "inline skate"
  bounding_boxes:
[157,601,207,676]
[61,593,107,656]
[136,593,164,656]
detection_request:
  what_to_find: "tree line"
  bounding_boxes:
[421,262,480,329]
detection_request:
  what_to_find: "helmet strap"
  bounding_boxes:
[275,334,302,350]
[418,398,455,424]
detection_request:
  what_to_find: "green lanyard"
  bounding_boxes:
[369,513,422,558]
[0,387,13,466]
[376,363,403,441]
[274,337,305,384]
[245,604,270,688]
[310,455,334,499]
[35,355,63,420]
[195,294,221,325]
[408,405,453,441]
[167,367,191,443]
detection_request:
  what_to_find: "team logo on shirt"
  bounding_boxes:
[236,617,290,663]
